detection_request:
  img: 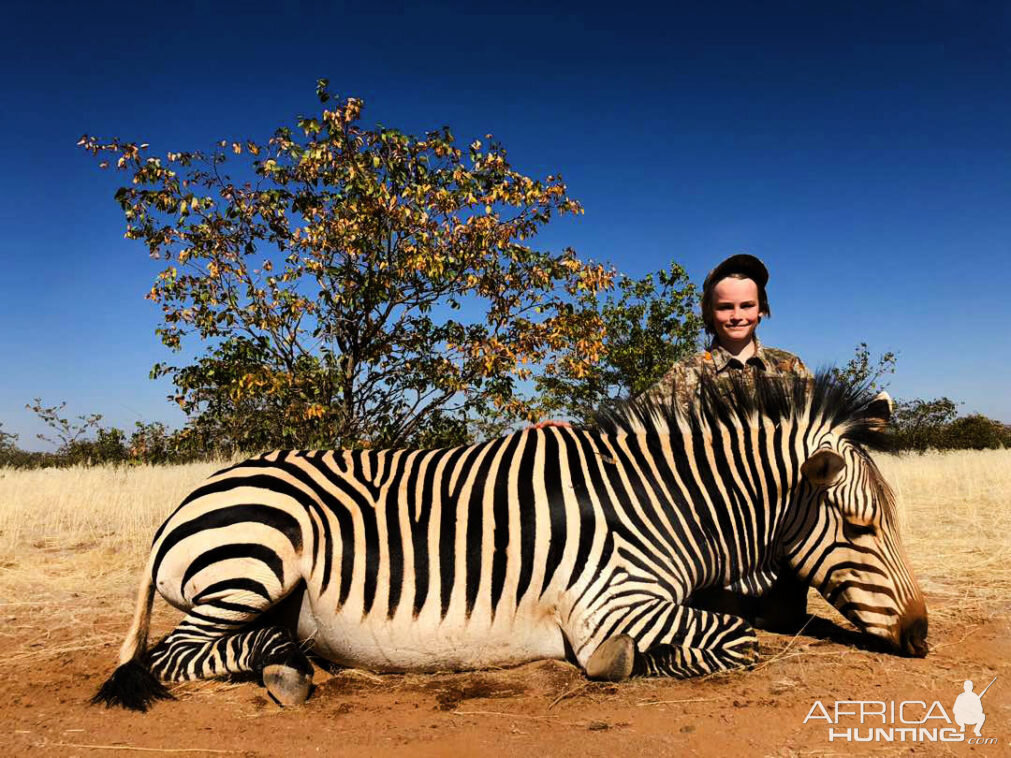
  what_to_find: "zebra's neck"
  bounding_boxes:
[601,421,802,594]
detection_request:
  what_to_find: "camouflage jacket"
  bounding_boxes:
[642,339,811,414]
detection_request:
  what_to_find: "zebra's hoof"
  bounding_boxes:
[722,631,760,669]
[586,634,636,682]
[263,664,312,707]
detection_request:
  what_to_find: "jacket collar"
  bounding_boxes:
[707,338,768,373]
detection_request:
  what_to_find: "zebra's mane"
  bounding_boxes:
[589,370,893,454]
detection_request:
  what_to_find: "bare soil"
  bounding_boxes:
[2,584,1008,757]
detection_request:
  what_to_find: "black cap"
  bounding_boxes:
[702,254,769,292]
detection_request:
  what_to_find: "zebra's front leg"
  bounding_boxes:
[147,597,313,707]
[582,603,758,681]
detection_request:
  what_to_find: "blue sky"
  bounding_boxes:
[1,1,1009,450]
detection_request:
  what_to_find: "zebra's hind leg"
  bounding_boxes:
[583,604,758,681]
[632,630,758,678]
[147,591,313,707]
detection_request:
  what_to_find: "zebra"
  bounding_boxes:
[93,372,927,710]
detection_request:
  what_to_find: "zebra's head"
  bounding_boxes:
[783,391,928,657]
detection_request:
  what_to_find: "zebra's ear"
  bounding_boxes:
[801,449,846,487]
[864,391,893,430]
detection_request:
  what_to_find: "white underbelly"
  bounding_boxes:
[295,593,567,672]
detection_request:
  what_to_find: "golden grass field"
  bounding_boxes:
[1,449,1009,756]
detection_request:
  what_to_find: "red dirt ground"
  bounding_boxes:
[2,590,1009,757]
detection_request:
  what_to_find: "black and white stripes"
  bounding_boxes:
[94,371,927,711]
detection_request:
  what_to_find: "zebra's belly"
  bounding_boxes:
[294,593,568,672]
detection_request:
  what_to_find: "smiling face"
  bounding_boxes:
[711,276,761,350]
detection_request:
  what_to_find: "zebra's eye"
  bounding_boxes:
[842,520,876,540]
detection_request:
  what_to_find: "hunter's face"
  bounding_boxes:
[712,277,760,348]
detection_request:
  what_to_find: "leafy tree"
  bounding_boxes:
[0,422,17,451]
[0,422,25,467]
[127,421,205,465]
[80,82,613,451]
[12,402,215,467]
[829,347,1008,452]
[942,414,1007,450]
[535,262,702,422]
[891,397,959,452]
[26,399,128,465]
[27,399,105,452]
[832,342,897,390]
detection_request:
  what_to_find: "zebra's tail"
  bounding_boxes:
[91,559,173,711]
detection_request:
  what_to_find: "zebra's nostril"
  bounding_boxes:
[900,616,929,658]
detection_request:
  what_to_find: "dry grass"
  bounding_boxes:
[0,461,225,558]
[877,448,1011,626]
[0,449,1008,665]
[0,462,224,666]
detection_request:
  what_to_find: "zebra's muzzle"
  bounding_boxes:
[898,614,929,658]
